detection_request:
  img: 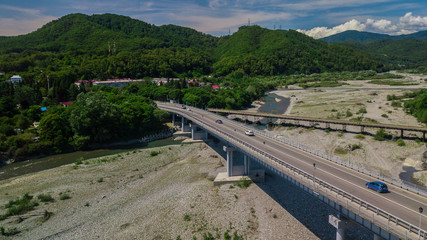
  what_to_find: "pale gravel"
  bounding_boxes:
[261,72,427,185]
[0,142,332,240]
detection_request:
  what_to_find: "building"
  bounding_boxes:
[10,75,22,84]
[75,79,143,88]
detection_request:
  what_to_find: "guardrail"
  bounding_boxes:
[158,102,426,239]
[212,110,427,197]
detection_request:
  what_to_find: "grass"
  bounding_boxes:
[397,138,406,146]
[37,193,54,203]
[357,108,367,114]
[183,214,191,221]
[334,147,347,155]
[355,134,365,140]
[59,193,71,200]
[0,226,19,236]
[0,193,39,220]
[233,178,252,189]
[150,151,160,157]
[368,80,418,86]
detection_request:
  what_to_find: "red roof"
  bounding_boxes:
[60,101,73,106]
[212,85,219,89]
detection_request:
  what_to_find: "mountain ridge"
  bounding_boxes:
[321,30,427,43]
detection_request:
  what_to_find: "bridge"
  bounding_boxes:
[207,108,427,141]
[157,102,427,240]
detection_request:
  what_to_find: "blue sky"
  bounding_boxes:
[0,0,426,38]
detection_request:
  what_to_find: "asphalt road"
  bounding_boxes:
[158,103,427,232]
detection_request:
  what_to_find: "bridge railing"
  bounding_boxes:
[158,102,426,239]
[216,111,427,198]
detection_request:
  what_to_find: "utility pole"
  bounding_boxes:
[248,18,250,26]
[347,145,351,166]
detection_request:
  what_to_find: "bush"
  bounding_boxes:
[346,110,353,117]
[150,151,160,157]
[355,134,365,140]
[234,178,252,189]
[59,193,71,200]
[397,139,406,146]
[381,114,388,118]
[357,108,367,114]
[183,214,191,221]
[374,129,391,141]
[334,147,347,155]
[2,193,39,219]
[37,193,54,203]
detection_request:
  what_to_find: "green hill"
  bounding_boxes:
[0,13,385,81]
[0,13,217,53]
[214,26,382,75]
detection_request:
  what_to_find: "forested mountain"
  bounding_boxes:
[0,13,217,53]
[0,13,385,90]
[334,39,427,68]
[321,30,427,43]
[214,26,382,75]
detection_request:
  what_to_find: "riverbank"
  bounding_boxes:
[0,142,331,239]
[256,72,427,185]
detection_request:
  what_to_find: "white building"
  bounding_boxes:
[10,75,22,84]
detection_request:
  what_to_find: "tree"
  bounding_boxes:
[70,92,121,143]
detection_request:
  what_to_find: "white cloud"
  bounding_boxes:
[297,19,366,39]
[299,12,427,38]
[0,5,57,36]
[0,16,56,36]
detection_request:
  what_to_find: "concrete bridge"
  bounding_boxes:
[207,108,427,141]
[158,102,427,240]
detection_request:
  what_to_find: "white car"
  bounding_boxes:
[245,130,254,136]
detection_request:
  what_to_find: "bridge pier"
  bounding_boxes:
[244,155,250,175]
[342,124,347,132]
[223,146,236,177]
[361,126,365,133]
[326,122,330,129]
[190,124,207,140]
[424,131,426,142]
[329,214,351,240]
[172,114,176,126]
[181,117,191,132]
[400,129,403,138]
[373,234,382,240]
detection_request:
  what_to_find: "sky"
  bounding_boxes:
[0,0,427,39]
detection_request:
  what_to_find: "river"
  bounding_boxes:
[0,138,182,181]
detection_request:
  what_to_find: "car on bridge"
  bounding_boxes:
[366,181,388,193]
[245,130,254,136]
[216,119,223,124]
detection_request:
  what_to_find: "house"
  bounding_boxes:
[10,75,22,84]
[60,101,73,107]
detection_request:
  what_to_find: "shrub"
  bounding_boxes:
[374,129,391,141]
[150,151,160,157]
[97,177,104,183]
[397,139,406,146]
[391,101,401,107]
[37,193,54,203]
[75,157,84,165]
[357,108,367,114]
[351,143,362,150]
[334,147,347,155]
[381,114,388,118]
[2,193,39,219]
[346,110,353,117]
[183,214,191,221]
[59,193,71,200]
[355,134,365,140]
[324,129,330,133]
[234,178,252,189]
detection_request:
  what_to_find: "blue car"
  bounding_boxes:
[366,181,388,193]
